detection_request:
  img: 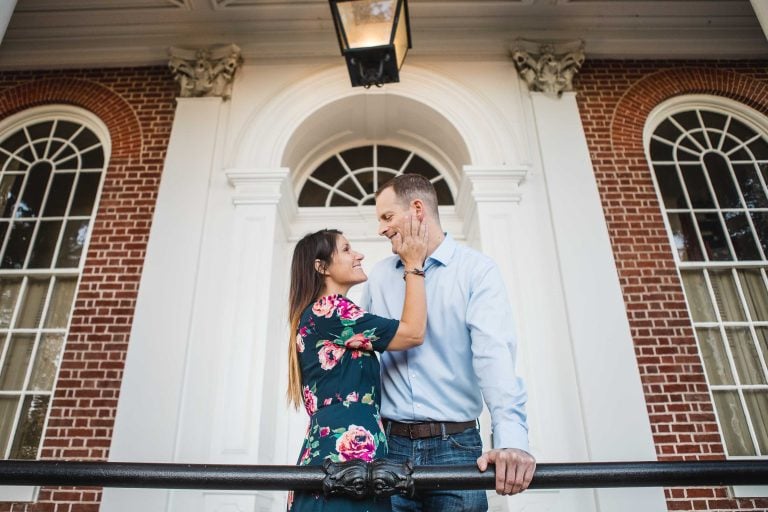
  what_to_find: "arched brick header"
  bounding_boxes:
[0,77,143,159]
[611,67,768,155]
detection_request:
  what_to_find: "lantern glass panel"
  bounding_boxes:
[337,0,396,49]
[393,2,408,68]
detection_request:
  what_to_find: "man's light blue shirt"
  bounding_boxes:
[361,234,529,451]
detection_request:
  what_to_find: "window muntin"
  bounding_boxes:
[298,144,454,207]
[648,105,768,458]
[0,115,106,460]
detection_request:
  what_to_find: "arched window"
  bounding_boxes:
[647,98,768,458]
[0,108,108,460]
[298,144,454,207]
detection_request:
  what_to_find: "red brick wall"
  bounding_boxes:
[0,68,176,512]
[576,61,768,511]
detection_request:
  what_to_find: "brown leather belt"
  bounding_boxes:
[383,419,477,440]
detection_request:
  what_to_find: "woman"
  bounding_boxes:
[287,216,428,512]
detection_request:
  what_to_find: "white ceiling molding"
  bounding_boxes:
[1,0,766,69]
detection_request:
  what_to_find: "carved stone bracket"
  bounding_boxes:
[168,44,243,99]
[510,40,585,95]
[322,459,415,499]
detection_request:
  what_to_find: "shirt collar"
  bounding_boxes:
[396,233,457,268]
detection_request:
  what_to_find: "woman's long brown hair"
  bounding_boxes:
[287,229,342,409]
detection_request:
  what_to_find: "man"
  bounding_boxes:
[361,174,535,511]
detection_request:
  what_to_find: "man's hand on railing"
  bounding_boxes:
[476,448,537,496]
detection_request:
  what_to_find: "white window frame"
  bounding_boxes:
[645,94,768,498]
[0,105,110,502]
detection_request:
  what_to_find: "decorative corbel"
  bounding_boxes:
[168,44,243,100]
[510,40,585,96]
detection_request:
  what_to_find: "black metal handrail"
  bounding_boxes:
[1,460,767,497]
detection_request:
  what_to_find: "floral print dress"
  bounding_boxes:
[289,294,399,512]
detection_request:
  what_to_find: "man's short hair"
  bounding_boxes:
[376,174,439,217]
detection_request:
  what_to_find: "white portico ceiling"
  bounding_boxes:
[0,0,766,70]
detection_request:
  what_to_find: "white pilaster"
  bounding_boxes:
[101,97,225,512]
[0,1,16,45]
[751,0,768,41]
[531,91,666,511]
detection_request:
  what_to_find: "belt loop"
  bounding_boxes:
[440,422,448,440]
[475,418,480,430]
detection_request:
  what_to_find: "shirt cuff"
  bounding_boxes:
[492,422,530,453]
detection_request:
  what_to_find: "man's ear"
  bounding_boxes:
[411,199,425,222]
[314,259,327,275]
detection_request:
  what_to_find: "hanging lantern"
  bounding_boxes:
[329,0,412,88]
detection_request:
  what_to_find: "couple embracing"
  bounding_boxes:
[287,174,535,512]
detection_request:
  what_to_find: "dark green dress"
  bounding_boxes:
[288,294,399,512]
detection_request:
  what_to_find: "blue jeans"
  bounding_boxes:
[386,426,488,512]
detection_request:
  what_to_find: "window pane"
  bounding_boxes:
[696,213,732,261]
[673,111,702,132]
[29,333,65,391]
[377,145,409,171]
[725,327,765,384]
[54,147,78,170]
[713,390,755,456]
[329,194,355,207]
[650,139,674,161]
[55,220,89,268]
[16,162,52,218]
[723,212,761,261]
[737,269,768,321]
[69,172,100,216]
[80,146,104,170]
[0,396,19,457]
[15,278,49,329]
[750,212,768,256]
[681,165,714,208]
[355,171,375,198]
[44,277,77,329]
[405,155,439,179]
[339,146,372,172]
[377,169,397,189]
[312,157,346,185]
[9,394,49,459]
[681,270,717,322]
[744,391,768,455]
[337,175,364,200]
[709,270,745,321]
[727,118,758,142]
[0,333,35,390]
[433,179,454,206]
[757,328,768,363]
[0,278,22,328]
[42,173,75,217]
[2,221,35,269]
[667,212,704,261]
[654,118,683,142]
[654,165,687,209]
[703,152,741,208]
[732,163,768,208]
[677,145,699,162]
[297,180,328,207]
[27,220,62,268]
[697,328,734,385]
[0,174,23,218]
[747,137,768,160]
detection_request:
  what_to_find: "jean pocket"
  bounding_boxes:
[446,429,482,452]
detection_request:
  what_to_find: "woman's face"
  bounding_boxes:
[324,235,367,289]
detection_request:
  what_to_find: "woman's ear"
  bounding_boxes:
[314,259,327,275]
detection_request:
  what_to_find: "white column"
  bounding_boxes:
[457,166,597,512]
[531,91,666,511]
[751,0,768,41]
[0,1,16,45]
[101,97,226,512]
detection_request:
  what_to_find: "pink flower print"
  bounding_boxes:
[336,297,365,321]
[323,397,333,406]
[299,447,312,465]
[345,391,359,403]
[312,296,337,318]
[287,491,294,510]
[299,326,310,337]
[344,333,373,351]
[335,425,376,462]
[320,427,330,437]
[296,333,305,353]
[302,386,317,415]
[318,341,345,370]
[350,350,362,359]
